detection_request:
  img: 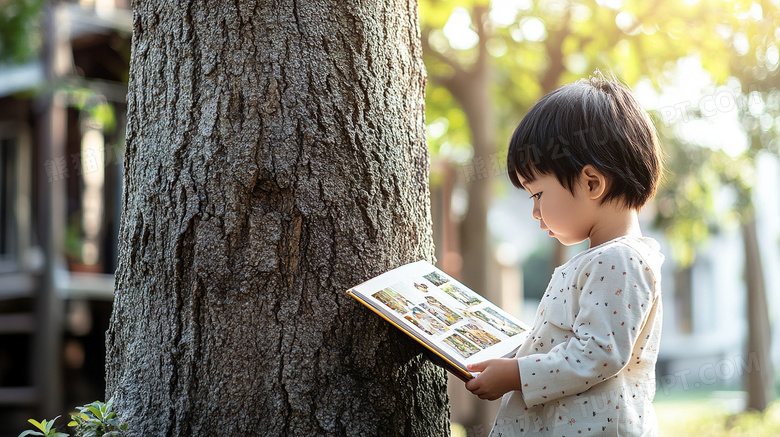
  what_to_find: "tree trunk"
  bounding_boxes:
[742,219,774,411]
[105,1,450,435]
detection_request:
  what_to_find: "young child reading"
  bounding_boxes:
[465,71,665,436]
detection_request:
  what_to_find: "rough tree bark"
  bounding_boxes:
[105,1,450,435]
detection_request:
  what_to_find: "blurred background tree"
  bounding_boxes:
[421,0,730,295]
[651,0,780,412]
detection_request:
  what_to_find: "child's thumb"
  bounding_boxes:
[467,361,487,372]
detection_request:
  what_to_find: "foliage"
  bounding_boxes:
[651,129,751,266]
[18,416,68,437]
[420,0,780,259]
[64,86,118,135]
[18,399,128,437]
[68,399,128,437]
[0,0,44,63]
[420,0,731,165]
[0,1,117,132]
[648,0,780,264]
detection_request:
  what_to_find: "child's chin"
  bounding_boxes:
[556,236,588,247]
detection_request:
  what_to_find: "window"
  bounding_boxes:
[0,123,31,273]
[0,136,17,260]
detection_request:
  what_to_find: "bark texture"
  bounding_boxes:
[106,1,450,435]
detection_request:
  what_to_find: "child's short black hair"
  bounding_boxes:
[507,71,662,209]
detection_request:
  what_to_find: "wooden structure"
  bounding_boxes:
[0,2,130,433]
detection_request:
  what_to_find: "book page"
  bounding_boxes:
[348,260,530,372]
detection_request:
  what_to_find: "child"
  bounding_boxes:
[465,71,665,436]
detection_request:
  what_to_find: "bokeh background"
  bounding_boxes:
[0,0,778,435]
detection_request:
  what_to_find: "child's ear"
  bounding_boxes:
[580,165,607,200]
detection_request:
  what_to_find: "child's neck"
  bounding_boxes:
[587,208,641,248]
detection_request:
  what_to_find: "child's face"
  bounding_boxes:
[519,173,594,246]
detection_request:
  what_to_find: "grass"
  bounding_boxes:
[450,392,780,436]
[656,391,780,437]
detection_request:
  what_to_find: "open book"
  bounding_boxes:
[347,260,530,382]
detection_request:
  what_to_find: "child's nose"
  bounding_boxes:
[532,203,541,220]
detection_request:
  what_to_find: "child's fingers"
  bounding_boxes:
[467,361,488,372]
[464,377,478,393]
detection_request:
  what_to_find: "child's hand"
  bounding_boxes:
[464,359,522,401]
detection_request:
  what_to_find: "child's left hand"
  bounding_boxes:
[464,358,522,401]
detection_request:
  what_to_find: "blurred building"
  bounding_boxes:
[654,154,780,406]
[0,1,130,434]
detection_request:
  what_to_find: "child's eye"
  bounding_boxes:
[529,192,543,201]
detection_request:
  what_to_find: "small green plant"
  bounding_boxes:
[18,399,128,437]
[18,416,68,437]
[68,398,128,437]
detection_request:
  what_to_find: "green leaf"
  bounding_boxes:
[44,416,57,433]
[68,413,88,425]
[18,431,44,437]
[86,405,103,420]
[27,419,44,431]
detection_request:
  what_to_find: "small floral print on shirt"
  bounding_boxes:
[490,236,664,437]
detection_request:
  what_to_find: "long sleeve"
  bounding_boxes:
[516,244,659,407]
[490,236,664,436]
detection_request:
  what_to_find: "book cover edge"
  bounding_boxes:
[346,288,473,381]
